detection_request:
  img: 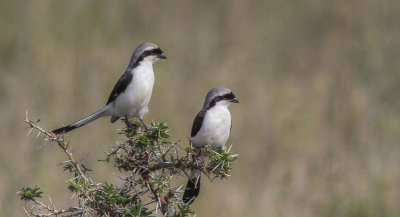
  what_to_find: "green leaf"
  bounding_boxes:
[172,205,195,217]
[18,185,43,201]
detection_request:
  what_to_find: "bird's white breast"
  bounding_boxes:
[112,63,155,118]
[191,105,232,150]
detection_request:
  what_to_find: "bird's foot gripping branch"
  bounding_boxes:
[19,115,238,217]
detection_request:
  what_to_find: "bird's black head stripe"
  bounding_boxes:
[223,92,236,101]
[142,48,163,57]
[207,92,236,109]
[130,48,164,69]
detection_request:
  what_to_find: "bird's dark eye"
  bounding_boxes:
[153,48,163,55]
[222,92,236,100]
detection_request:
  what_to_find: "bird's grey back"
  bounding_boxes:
[128,42,159,68]
[203,86,233,109]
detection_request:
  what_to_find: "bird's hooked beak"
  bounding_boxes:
[158,52,167,59]
[231,98,239,103]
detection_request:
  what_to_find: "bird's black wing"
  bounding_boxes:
[106,70,133,105]
[191,109,207,137]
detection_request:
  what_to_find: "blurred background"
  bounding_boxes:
[1,0,400,216]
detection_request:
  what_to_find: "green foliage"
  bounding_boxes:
[122,119,170,151]
[151,173,170,195]
[67,177,88,193]
[171,205,195,217]
[126,204,154,217]
[93,183,129,205]
[207,147,238,178]
[114,120,175,172]
[18,185,43,201]
[64,162,92,176]
[20,118,238,216]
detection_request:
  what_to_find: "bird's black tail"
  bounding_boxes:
[52,106,109,134]
[52,124,79,134]
[182,171,201,204]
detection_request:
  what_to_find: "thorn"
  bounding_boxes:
[176,184,184,192]
[26,128,33,136]
[44,139,52,146]
[203,170,214,182]
[48,196,55,210]
[212,162,223,172]
[227,144,233,153]
[157,196,163,214]
[209,149,222,156]
[22,207,31,217]
[36,131,41,138]
[184,196,195,205]
[58,160,72,166]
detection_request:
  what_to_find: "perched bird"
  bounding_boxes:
[52,42,166,134]
[182,87,239,204]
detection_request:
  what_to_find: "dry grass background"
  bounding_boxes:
[1,0,400,216]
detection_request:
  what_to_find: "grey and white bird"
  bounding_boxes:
[52,42,166,134]
[182,86,239,204]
